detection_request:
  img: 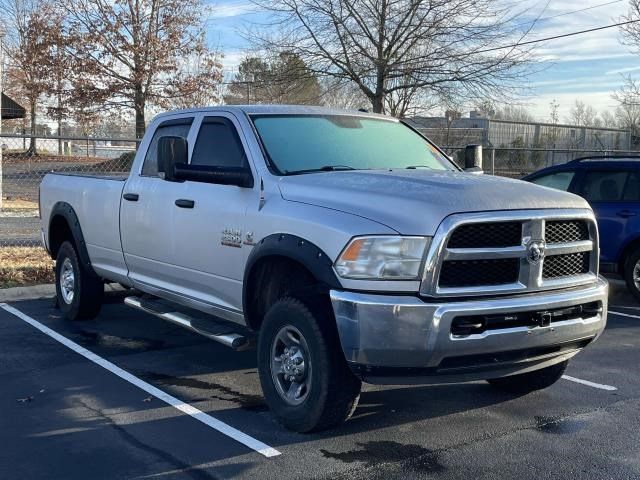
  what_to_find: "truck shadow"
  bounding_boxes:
[330,381,522,436]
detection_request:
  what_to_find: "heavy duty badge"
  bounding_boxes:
[221,228,242,248]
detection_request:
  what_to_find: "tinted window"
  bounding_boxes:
[142,118,193,176]
[623,171,640,201]
[580,171,629,202]
[530,171,575,191]
[191,118,247,168]
[251,115,454,174]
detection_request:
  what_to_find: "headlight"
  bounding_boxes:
[334,236,431,280]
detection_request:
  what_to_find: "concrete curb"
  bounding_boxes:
[0,283,128,303]
[0,284,56,302]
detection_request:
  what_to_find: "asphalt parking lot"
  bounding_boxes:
[1,282,639,480]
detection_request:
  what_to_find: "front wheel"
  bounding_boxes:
[623,247,640,302]
[487,360,568,394]
[55,241,104,321]
[257,297,361,432]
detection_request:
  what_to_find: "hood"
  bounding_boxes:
[278,170,590,235]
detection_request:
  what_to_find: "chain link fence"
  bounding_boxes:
[412,118,638,176]
[443,145,640,177]
[1,134,138,248]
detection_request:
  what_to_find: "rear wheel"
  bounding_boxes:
[257,297,361,432]
[623,247,640,302]
[487,360,568,394]
[55,241,104,320]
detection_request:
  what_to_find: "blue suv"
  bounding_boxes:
[524,156,640,299]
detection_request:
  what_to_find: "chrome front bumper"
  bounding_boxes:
[330,277,608,384]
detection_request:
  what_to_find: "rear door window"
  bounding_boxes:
[530,171,575,191]
[622,171,640,201]
[579,171,629,202]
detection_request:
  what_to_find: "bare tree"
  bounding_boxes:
[613,79,640,146]
[621,0,640,57]
[599,110,618,129]
[247,0,533,114]
[320,78,369,110]
[58,0,223,137]
[42,6,71,153]
[1,0,59,154]
[475,99,534,122]
[566,100,601,127]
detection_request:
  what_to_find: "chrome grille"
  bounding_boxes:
[545,220,589,244]
[439,258,519,287]
[543,252,590,279]
[421,210,598,297]
[447,222,521,248]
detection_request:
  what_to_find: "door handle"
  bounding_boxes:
[123,193,139,201]
[616,210,637,218]
[175,199,195,209]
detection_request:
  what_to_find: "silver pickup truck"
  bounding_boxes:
[39,105,608,432]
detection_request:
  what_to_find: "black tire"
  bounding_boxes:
[487,360,568,394]
[257,297,361,432]
[55,241,104,320]
[623,247,640,302]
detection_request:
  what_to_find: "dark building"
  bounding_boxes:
[1,93,25,120]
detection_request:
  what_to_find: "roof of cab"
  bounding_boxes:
[152,104,393,121]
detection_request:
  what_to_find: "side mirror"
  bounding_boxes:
[173,164,254,188]
[464,144,483,174]
[158,136,188,181]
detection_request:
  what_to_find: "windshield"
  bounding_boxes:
[251,114,456,175]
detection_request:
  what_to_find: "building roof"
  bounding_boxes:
[1,93,25,120]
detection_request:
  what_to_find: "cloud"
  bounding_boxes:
[605,65,640,75]
[206,1,260,19]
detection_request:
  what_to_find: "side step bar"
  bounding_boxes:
[124,296,250,350]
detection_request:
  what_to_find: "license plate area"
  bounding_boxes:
[450,301,602,337]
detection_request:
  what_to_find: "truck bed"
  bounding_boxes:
[40,172,129,284]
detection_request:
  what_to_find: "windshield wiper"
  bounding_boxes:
[405,165,435,170]
[286,165,358,175]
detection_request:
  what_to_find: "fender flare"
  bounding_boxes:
[242,233,342,314]
[48,201,93,272]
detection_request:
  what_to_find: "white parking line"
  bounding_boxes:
[610,305,640,311]
[0,303,281,458]
[609,310,640,320]
[562,375,617,391]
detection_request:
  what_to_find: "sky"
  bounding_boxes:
[203,0,638,122]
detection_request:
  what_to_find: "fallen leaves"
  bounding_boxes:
[0,247,54,288]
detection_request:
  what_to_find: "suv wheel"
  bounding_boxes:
[487,360,568,394]
[623,247,640,301]
[55,241,104,320]
[257,297,361,432]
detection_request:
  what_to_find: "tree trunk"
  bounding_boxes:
[134,85,146,139]
[27,99,37,156]
[371,94,384,113]
[57,112,62,155]
[57,91,63,155]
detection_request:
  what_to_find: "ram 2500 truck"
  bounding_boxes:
[39,106,608,432]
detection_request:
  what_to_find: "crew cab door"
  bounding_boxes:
[168,114,256,318]
[120,115,196,292]
[575,168,640,264]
